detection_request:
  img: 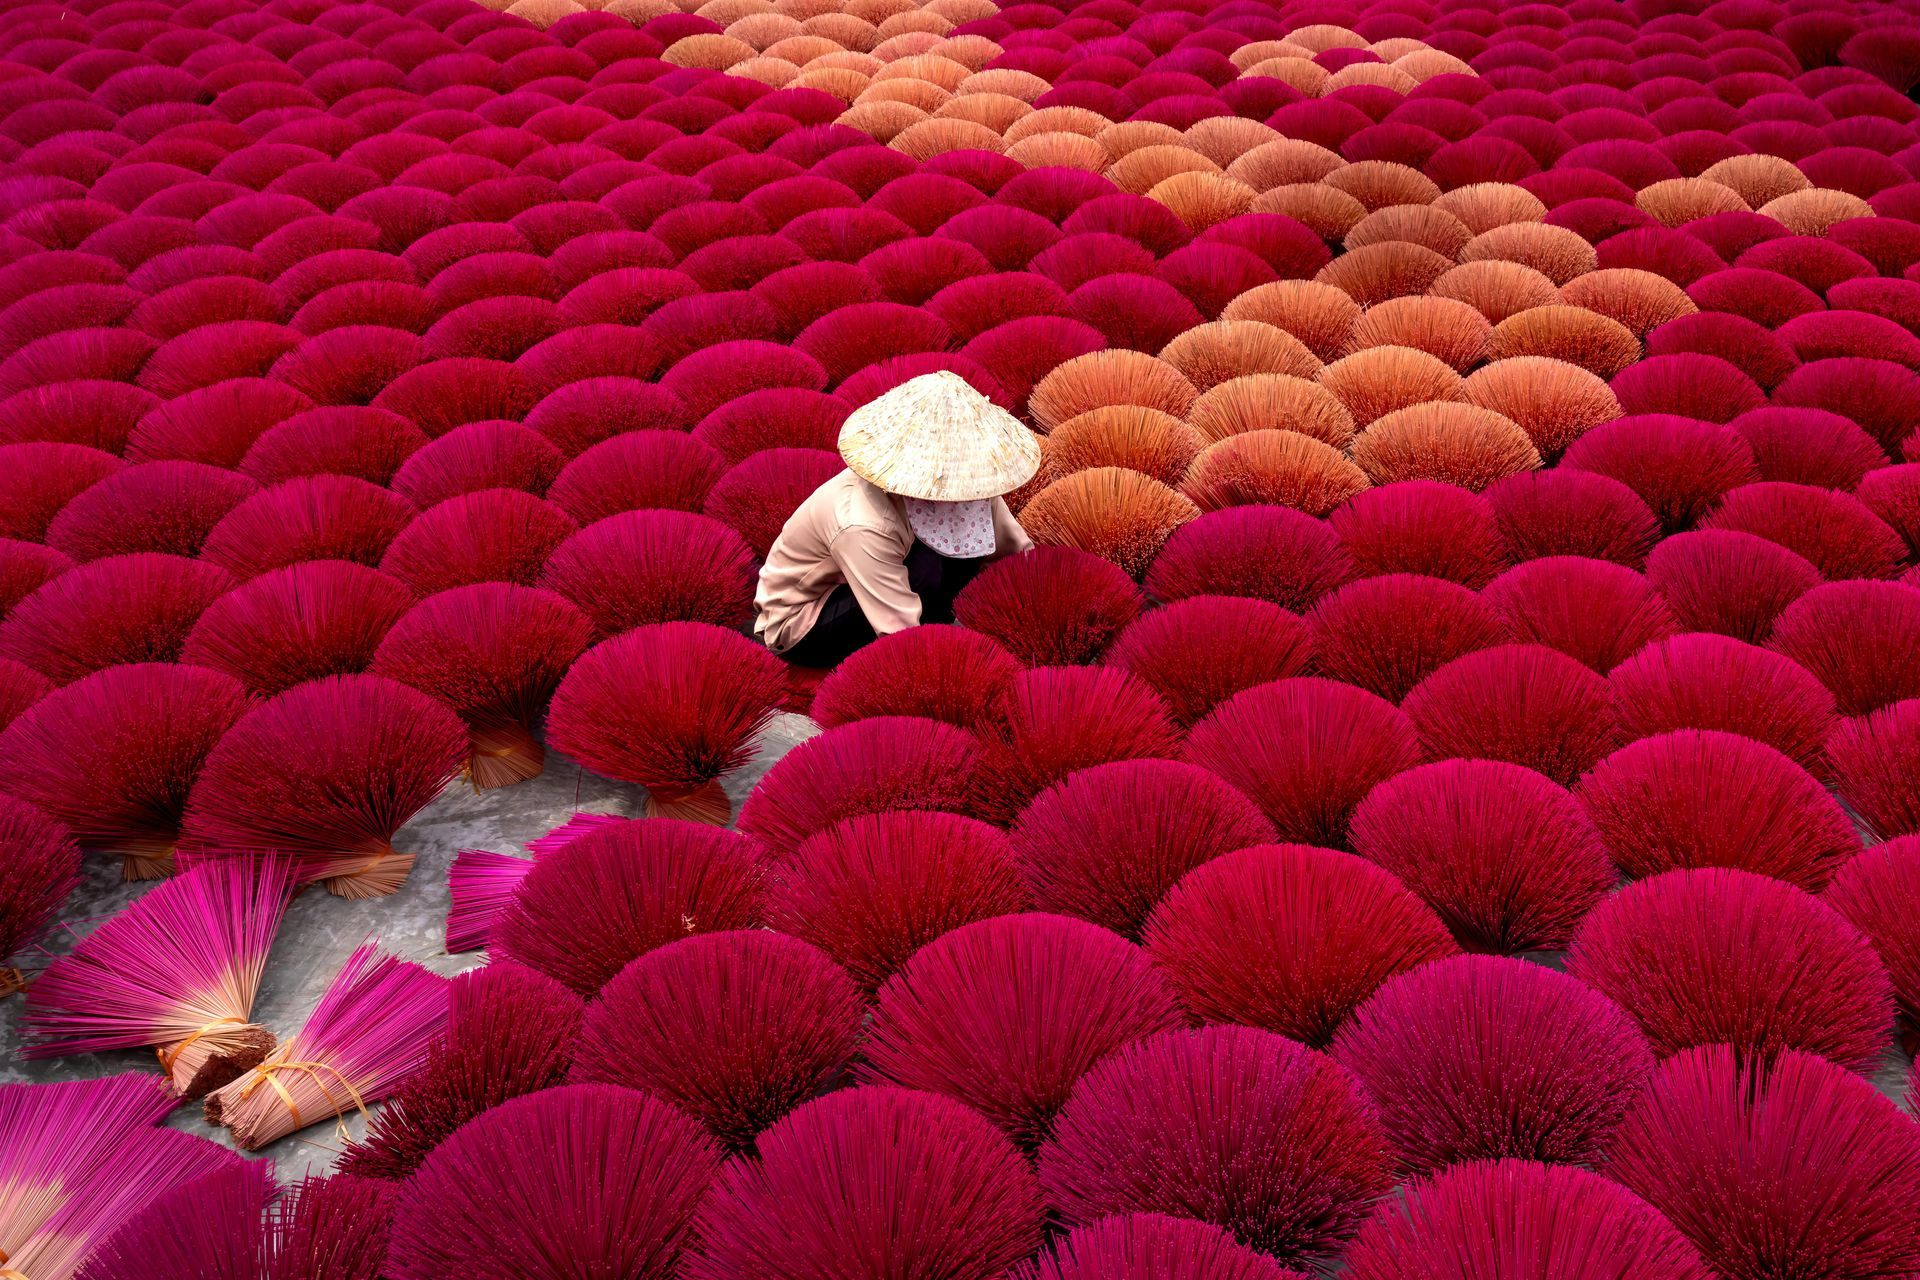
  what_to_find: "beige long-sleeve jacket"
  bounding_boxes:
[753,468,1031,653]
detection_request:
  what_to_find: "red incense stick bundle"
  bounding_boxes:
[268,1174,395,1280]
[180,675,468,898]
[23,860,292,1096]
[0,662,248,880]
[1341,1159,1712,1280]
[203,943,449,1151]
[388,1080,724,1279]
[0,794,80,997]
[368,583,591,790]
[1011,1214,1306,1280]
[339,962,584,1181]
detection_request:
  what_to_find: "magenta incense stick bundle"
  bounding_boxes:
[203,943,449,1151]
[443,812,625,954]
[75,1167,395,1280]
[24,860,293,1096]
[0,1075,247,1280]
[0,1075,176,1265]
[444,851,531,955]
[339,962,583,1181]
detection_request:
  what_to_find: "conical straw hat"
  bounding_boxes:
[838,371,1042,501]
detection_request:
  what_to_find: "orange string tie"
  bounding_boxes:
[239,1049,371,1139]
[157,1017,247,1075]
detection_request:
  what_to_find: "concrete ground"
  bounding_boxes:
[0,712,820,1178]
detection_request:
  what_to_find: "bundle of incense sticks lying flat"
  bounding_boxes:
[203,943,449,1151]
[23,860,292,1096]
[443,852,531,956]
[443,812,627,954]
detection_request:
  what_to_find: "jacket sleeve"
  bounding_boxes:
[829,523,922,635]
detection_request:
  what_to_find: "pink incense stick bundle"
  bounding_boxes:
[5,1126,251,1280]
[23,859,293,1096]
[0,1074,176,1267]
[339,962,584,1181]
[75,1160,275,1280]
[525,812,631,856]
[203,943,450,1151]
[443,851,530,954]
[442,813,624,954]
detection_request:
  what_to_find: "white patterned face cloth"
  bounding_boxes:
[903,497,996,558]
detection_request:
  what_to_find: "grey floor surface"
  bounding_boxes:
[0,712,820,1178]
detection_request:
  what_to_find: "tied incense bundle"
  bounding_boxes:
[23,860,292,1097]
[204,944,449,1151]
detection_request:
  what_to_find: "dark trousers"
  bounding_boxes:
[780,543,984,667]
